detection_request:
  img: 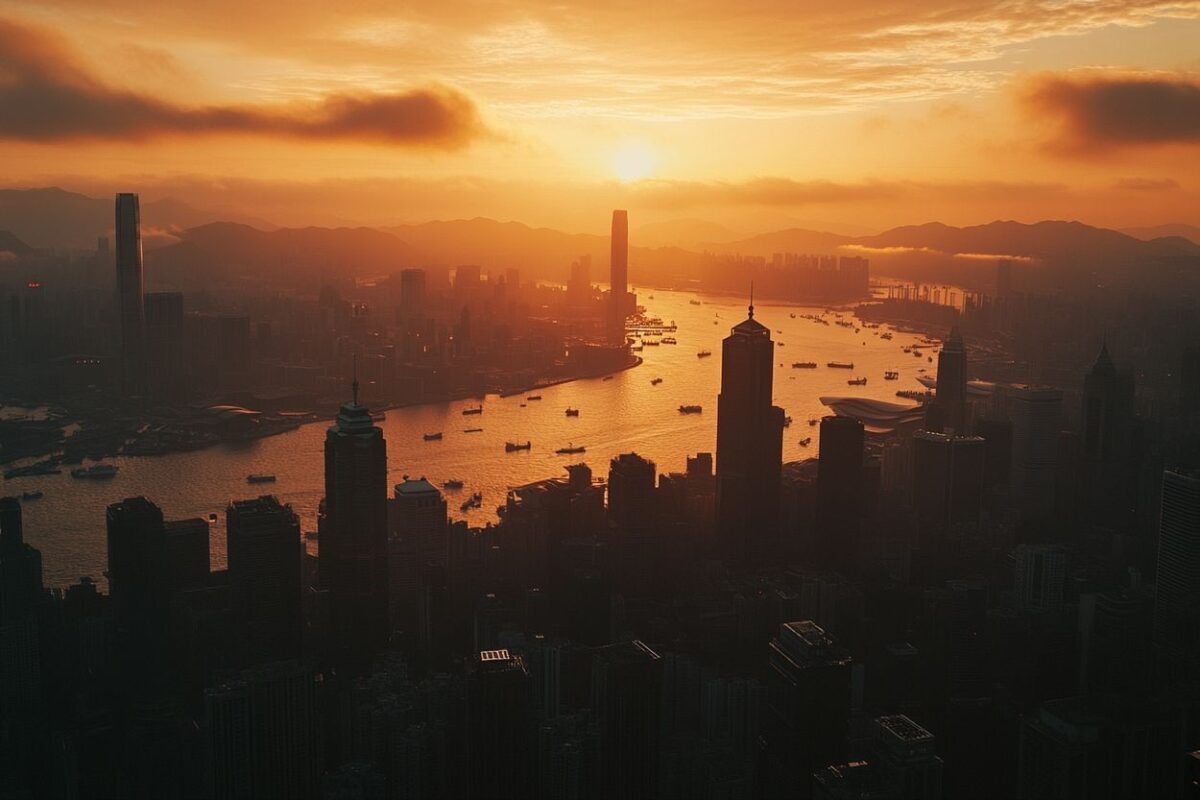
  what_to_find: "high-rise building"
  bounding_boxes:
[929,327,967,434]
[1013,544,1067,613]
[321,377,390,672]
[467,648,532,799]
[144,291,184,399]
[816,415,864,567]
[1010,385,1063,520]
[227,496,302,662]
[911,431,985,546]
[163,517,209,592]
[399,268,427,317]
[608,210,628,345]
[1153,468,1200,679]
[873,715,944,800]
[388,477,448,632]
[607,452,657,534]
[715,301,786,563]
[115,192,145,392]
[1081,343,1139,531]
[0,497,43,619]
[591,640,662,799]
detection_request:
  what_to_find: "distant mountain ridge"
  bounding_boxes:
[1121,223,1200,246]
[0,229,32,257]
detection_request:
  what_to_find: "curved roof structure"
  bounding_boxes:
[819,396,926,432]
[914,376,998,397]
[205,404,262,420]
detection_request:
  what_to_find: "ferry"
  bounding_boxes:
[556,444,586,454]
[643,339,660,346]
[848,377,868,386]
[462,406,483,415]
[423,432,444,441]
[21,491,43,501]
[792,362,817,369]
[443,479,464,490]
[71,464,119,480]
[247,474,277,484]
[808,418,819,426]
[827,361,855,369]
[565,408,580,417]
[689,299,702,305]
[527,395,543,401]
[783,416,793,428]
[460,492,483,511]
[651,377,663,385]
[464,427,484,433]
[697,350,712,358]
[679,405,703,414]
[896,390,930,400]
[799,437,812,447]
[505,441,531,452]
[661,337,677,345]
[884,370,900,380]
[790,313,796,318]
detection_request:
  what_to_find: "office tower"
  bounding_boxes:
[1081,343,1138,529]
[591,640,662,799]
[399,268,427,317]
[106,497,167,638]
[1014,544,1067,613]
[765,621,852,798]
[163,517,210,592]
[873,715,944,800]
[388,477,448,632]
[467,648,532,799]
[0,496,43,619]
[607,452,657,533]
[505,267,520,290]
[911,431,985,546]
[1077,588,1151,695]
[115,192,145,391]
[568,256,591,306]
[929,327,967,434]
[1010,385,1063,520]
[205,660,322,800]
[455,264,482,290]
[321,377,390,672]
[715,301,786,563]
[608,209,628,345]
[815,415,864,567]
[144,291,184,399]
[1153,469,1200,678]
[227,496,302,662]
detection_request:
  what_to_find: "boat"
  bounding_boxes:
[247,474,277,484]
[689,299,702,305]
[777,342,785,347]
[790,313,796,318]
[799,438,812,447]
[644,339,660,346]
[914,351,923,358]
[506,441,531,452]
[527,395,543,401]
[370,411,386,422]
[443,479,464,490]
[71,464,119,480]
[556,444,586,454]
[602,375,614,381]
[651,377,663,385]
[20,491,43,501]
[423,432,443,441]
[565,408,580,417]
[678,405,703,414]
[880,332,893,340]
[884,370,900,380]
[792,362,817,369]
[783,416,793,427]
[208,513,218,522]
[808,418,819,426]
[462,406,483,415]
[697,350,712,358]
[4,462,62,479]
[848,377,868,386]
[827,361,855,369]
[661,337,677,345]
[460,492,483,511]
[464,427,484,433]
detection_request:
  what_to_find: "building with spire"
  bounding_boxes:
[608,210,628,345]
[320,371,390,672]
[715,295,785,563]
[928,326,967,434]
[1081,342,1139,534]
[115,193,145,392]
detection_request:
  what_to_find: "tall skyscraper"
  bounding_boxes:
[115,192,145,392]
[227,496,302,662]
[1009,385,1063,520]
[715,301,785,563]
[911,431,985,547]
[1081,343,1138,531]
[608,209,628,345]
[816,415,865,567]
[929,327,967,434]
[467,648,532,799]
[388,477,448,632]
[608,452,657,534]
[1013,544,1067,613]
[321,377,390,672]
[144,291,184,399]
[1153,468,1200,679]
[591,640,662,799]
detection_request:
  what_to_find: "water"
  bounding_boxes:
[7,289,936,588]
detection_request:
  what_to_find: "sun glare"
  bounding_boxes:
[612,142,656,182]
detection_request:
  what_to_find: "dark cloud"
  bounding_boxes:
[1024,72,1200,151]
[0,18,486,146]
[1112,177,1181,191]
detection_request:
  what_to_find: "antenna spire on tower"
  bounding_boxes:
[352,354,359,406]
[748,281,755,318]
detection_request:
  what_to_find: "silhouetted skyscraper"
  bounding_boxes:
[608,452,657,533]
[911,431,985,547]
[1010,385,1063,520]
[1153,468,1200,679]
[115,192,145,392]
[608,209,628,345]
[591,640,662,798]
[467,648,532,799]
[929,327,967,434]
[227,496,302,662]
[1081,343,1138,531]
[716,300,785,563]
[144,291,183,399]
[816,415,864,567]
[321,377,389,672]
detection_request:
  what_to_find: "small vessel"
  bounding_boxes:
[792,362,817,369]
[4,462,62,479]
[462,406,483,415]
[208,513,218,522]
[527,395,543,401]
[799,437,812,447]
[679,405,703,414]
[880,332,893,340]
[914,351,923,358]
[464,427,484,433]
[506,441,531,452]
[651,377,663,385]
[370,411,386,422]
[20,491,43,501]
[689,299,702,305]
[602,375,614,381]
[697,350,712,358]
[661,337,677,345]
[247,473,277,484]
[790,313,796,318]
[884,370,900,380]
[460,492,483,511]
[848,377,868,386]
[827,361,854,369]
[71,464,119,480]
[644,339,660,346]
[556,444,586,454]
[423,432,443,441]
[783,416,793,428]
[443,479,464,490]
[565,408,580,417]
[808,418,819,426]
[777,342,785,347]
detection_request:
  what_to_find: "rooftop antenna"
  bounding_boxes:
[748,281,755,318]
[352,354,359,406]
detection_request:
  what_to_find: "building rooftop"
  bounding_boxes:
[876,714,935,745]
[394,477,439,496]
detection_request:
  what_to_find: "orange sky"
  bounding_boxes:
[0,1,1197,235]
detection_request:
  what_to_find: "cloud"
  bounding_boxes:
[1112,176,1181,191]
[1023,72,1200,151]
[0,18,487,146]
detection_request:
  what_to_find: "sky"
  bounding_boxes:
[0,1,1198,235]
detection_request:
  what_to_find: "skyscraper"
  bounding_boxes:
[911,431,985,547]
[1009,385,1063,520]
[715,300,785,563]
[608,209,628,345]
[144,291,184,399]
[115,192,145,392]
[929,327,967,434]
[607,452,657,534]
[1081,343,1138,531]
[321,376,389,672]
[1153,468,1200,679]
[816,415,865,567]
[227,496,302,662]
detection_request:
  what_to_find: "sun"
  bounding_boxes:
[612,141,656,182]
